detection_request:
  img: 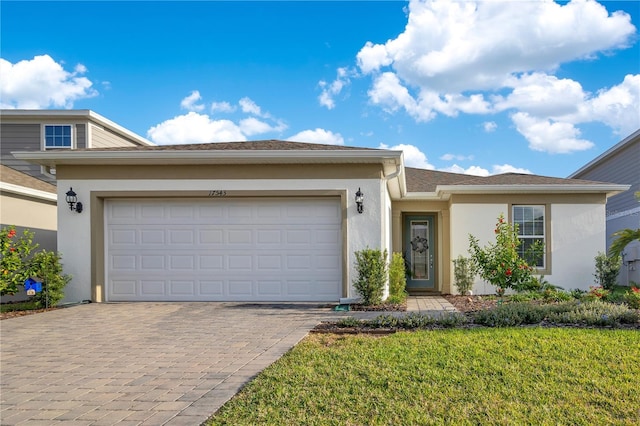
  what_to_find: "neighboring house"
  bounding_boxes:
[0,109,154,298]
[0,165,57,301]
[14,125,629,304]
[1,109,153,184]
[570,129,640,286]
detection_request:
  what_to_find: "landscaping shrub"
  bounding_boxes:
[29,251,72,308]
[468,214,541,293]
[584,285,610,301]
[546,300,639,327]
[473,302,548,327]
[1,226,38,295]
[387,252,407,303]
[435,312,469,328]
[1,225,70,306]
[452,255,475,295]
[541,288,573,302]
[509,291,539,302]
[594,252,621,290]
[336,317,361,328]
[368,314,400,329]
[570,288,586,299]
[353,248,388,306]
[623,286,640,309]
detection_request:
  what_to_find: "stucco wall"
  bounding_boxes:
[450,203,508,294]
[57,178,386,303]
[548,204,606,291]
[450,202,607,294]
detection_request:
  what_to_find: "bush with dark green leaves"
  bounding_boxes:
[353,248,388,306]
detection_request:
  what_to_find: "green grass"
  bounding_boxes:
[207,328,640,425]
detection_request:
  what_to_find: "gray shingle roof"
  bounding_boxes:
[0,165,57,194]
[75,140,380,152]
[405,167,618,193]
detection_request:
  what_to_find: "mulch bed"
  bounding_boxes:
[0,307,59,320]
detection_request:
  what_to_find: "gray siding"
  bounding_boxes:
[1,123,87,184]
[574,140,639,216]
[0,123,54,183]
[90,124,142,148]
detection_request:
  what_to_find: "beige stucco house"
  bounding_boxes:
[13,128,629,304]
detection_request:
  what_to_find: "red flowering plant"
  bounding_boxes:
[585,285,610,301]
[624,285,640,309]
[1,226,38,295]
[469,214,543,294]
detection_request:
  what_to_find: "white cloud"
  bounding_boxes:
[483,121,497,132]
[440,163,530,176]
[358,0,634,92]
[347,0,637,153]
[511,112,594,154]
[575,74,640,136]
[0,54,97,109]
[440,164,489,176]
[495,73,586,116]
[239,97,264,116]
[147,112,246,145]
[211,101,236,113]
[287,129,344,145]
[379,143,434,169]
[440,153,474,161]
[239,117,287,136]
[492,164,532,175]
[318,67,354,109]
[180,90,205,112]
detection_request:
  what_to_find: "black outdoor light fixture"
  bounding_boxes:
[355,187,364,214]
[65,187,83,213]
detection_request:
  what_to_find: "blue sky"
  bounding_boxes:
[1,0,639,177]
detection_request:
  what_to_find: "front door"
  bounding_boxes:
[404,215,435,291]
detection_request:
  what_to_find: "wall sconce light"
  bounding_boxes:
[355,187,364,214]
[65,187,83,213]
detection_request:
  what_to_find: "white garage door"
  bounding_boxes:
[105,198,342,302]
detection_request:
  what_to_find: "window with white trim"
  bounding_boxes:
[44,125,72,148]
[513,205,545,268]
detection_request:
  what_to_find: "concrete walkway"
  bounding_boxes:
[0,297,455,425]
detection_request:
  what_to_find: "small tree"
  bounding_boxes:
[353,248,387,306]
[387,252,407,303]
[594,252,621,290]
[468,214,540,293]
[452,255,475,295]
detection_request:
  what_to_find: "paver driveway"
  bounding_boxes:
[0,302,339,425]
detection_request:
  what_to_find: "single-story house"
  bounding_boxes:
[569,129,640,286]
[13,138,629,304]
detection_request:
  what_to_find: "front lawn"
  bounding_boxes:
[207,328,640,425]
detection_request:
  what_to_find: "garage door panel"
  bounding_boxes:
[107,198,342,301]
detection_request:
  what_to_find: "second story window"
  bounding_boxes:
[44,125,72,148]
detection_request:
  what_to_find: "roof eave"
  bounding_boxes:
[437,184,631,198]
[12,149,404,167]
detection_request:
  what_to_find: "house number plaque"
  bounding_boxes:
[208,190,227,197]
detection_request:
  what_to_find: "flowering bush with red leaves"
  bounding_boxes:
[469,214,542,294]
[624,286,640,309]
[1,226,38,295]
